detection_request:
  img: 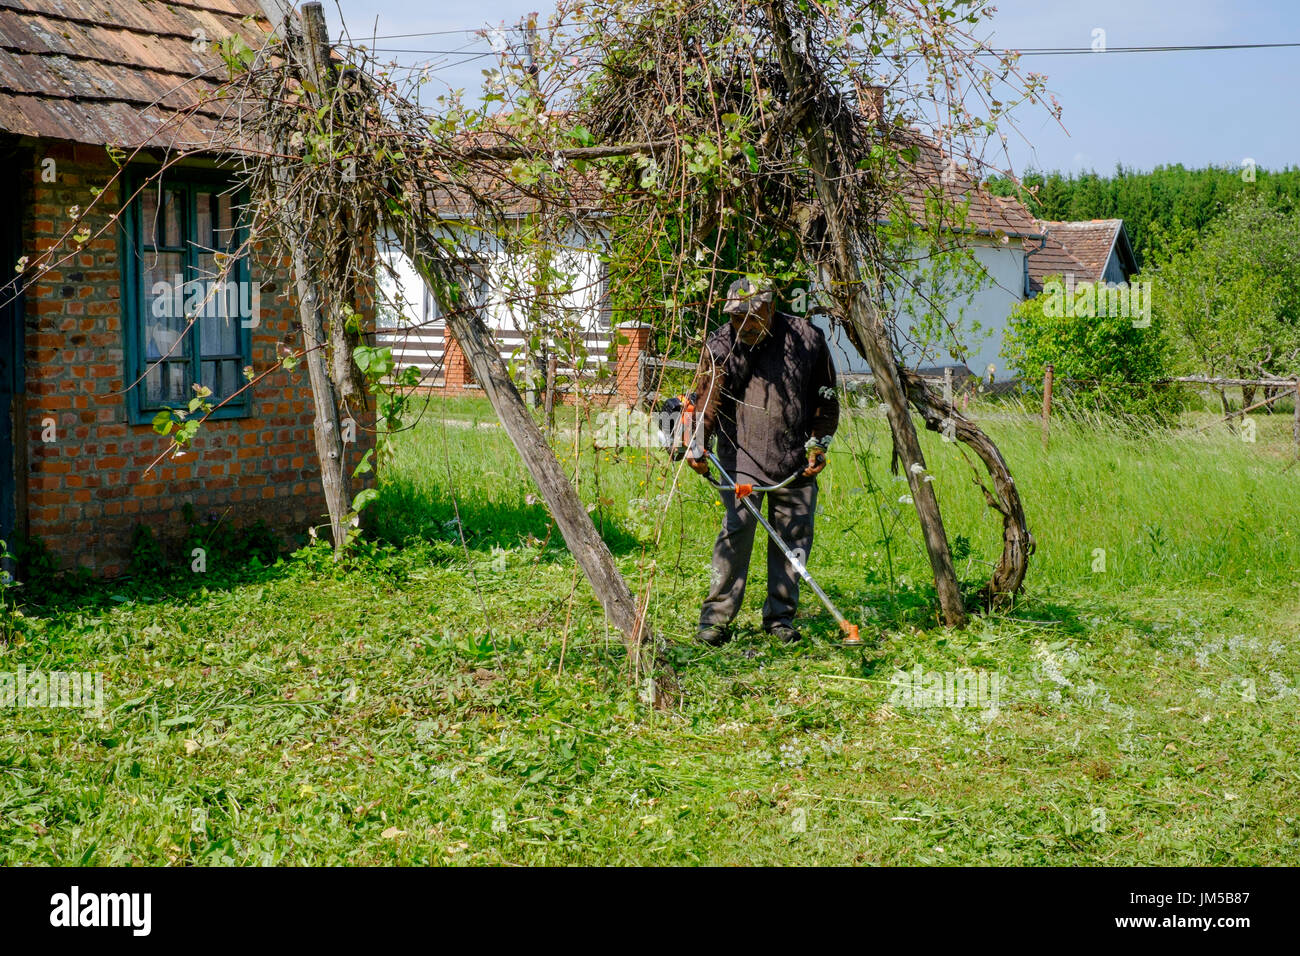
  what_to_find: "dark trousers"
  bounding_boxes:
[699,478,817,630]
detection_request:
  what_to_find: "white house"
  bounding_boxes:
[377,132,1138,392]
[377,221,614,391]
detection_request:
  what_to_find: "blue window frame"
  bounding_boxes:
[120,168,254,424]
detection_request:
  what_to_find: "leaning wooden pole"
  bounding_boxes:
[766,2,966,626]
[394,228,678,709]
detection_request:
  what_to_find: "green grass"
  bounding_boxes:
[3,392,1300,864]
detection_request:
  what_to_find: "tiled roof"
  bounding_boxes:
[1024,227,1088,294]
[0,0,277,149]
[892,132,1042,240]
[1034,219,1124,282]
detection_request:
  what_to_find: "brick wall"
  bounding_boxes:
[20,143,375,575]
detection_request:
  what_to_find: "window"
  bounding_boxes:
[376,240,443,330]
[121,170,254,423]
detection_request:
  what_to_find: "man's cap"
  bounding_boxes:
[722,277,775,315]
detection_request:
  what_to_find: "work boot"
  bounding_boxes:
[696,624,732,647]
[765,623,803,644]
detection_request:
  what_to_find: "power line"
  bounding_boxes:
[358,49,498,59]
[351,29,497,40]
[984,41,1300,56]
[337,24,1300,57]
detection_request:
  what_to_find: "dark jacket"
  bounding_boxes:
[690,312,839,484]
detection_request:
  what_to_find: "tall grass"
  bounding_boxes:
[376,393,1300,617]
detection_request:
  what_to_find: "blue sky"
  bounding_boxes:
[323,0,1300,176]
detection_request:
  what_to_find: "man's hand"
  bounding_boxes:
[687,455,711,476]
[803,449,827,477]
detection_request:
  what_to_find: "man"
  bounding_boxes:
[687,277,840,646]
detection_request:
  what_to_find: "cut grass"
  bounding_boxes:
[2,393,1298,864]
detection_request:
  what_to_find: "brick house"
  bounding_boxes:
[0,0,374,575]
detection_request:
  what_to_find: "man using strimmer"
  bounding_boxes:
[686,277,841,646]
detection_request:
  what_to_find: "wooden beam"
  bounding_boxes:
[281,2,352,555]
[766,0,966,626]
[393,231,677,708]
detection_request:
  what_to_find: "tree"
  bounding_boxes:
[1148,197,1300,412]
[551,0,1053,618]
[1002,275,1184,423]
[988,163,1300,267]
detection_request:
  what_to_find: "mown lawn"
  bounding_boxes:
[3,393,1299,864]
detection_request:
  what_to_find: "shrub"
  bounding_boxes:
[1003,275,1185,423]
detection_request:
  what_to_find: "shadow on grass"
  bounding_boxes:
[13,552,305,618]
[663,575,1144,688]
[12,482,647,620]
[371,482,645,556]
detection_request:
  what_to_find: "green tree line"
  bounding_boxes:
[987,164,1300,266]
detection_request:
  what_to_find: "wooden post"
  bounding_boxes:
[278,3,351,556]
[767,3,965,625]
[391,230,676,707]
[1294,379,1299,449]
[1041,364,1054,448]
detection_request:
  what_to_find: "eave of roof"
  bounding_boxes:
[0,0,276,150]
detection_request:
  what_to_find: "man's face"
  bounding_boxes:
[730,300,774,345]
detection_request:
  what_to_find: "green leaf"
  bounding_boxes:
[352,448,375,478]
[351,488,380,512]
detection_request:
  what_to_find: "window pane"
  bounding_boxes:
[140,186,182,248]
[146,361,190,404]
[140,189,157,249]
[143,252,185,359]
[195,252,241,355]
[196,190,214,251]
[195,189,238,252]
[201,359,240,401]
[200,309,239,357]
[217,193,234,249]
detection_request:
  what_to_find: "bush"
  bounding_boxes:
[1002,275,1185,423]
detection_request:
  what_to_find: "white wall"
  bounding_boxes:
[815,240,1028,382]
